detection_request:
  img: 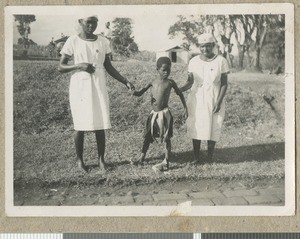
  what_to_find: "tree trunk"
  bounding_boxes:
[249,19,267,72]
[251,47,262,71]
[238,44,245,70]
[21,38,29,59]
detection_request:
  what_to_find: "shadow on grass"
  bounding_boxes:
[171,142,284,164]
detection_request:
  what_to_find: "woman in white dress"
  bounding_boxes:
[58,15,134,172]
[180,33,229,163]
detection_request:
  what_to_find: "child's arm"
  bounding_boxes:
[132,83,152,97]
[170,80,188,118]
[58,54,95,74]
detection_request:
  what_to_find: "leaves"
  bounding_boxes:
[168,14,285,70]
[112,18,139,57]
[14,15,36,37]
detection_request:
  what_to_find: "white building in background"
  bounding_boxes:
[156,46,189,64]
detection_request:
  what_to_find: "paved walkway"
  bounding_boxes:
[94,185,285,206]
[15,179,285,206]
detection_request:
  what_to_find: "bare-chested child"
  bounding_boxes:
[133,57,188,172]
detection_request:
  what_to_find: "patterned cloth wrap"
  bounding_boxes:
[144,107,173,143]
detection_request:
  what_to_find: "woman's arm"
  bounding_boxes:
[179,73,194,92]
[58,54,95,74]
[213,73,228,113]
[133,83,152,97]
[103,54,135,90]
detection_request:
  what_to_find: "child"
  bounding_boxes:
[58,15,134,172]
[133,57,188,171]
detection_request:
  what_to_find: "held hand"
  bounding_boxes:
[213,104,221,113]
[77,63,95,74]
[184,108,188,119]
[126,81,135,92]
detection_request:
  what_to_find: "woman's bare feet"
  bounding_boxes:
[77,160,88,172]
[99,159,107,172]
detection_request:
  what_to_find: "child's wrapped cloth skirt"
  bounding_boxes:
[144,107,173,143]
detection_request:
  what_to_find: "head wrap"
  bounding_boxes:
[78,14,98,21]
[198,33,216,45]
[74,14,98,33]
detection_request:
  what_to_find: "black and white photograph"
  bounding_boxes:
[5,3,295,216]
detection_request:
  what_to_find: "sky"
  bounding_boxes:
[13,13,183,52]
[11,4,291,52]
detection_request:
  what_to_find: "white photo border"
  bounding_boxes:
[5,3,295,217]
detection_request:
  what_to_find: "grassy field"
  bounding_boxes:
[13,60,285,188]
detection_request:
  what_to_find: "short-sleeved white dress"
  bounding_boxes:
[187,54,229,141]
[60,35,112,131]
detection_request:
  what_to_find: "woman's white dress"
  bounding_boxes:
[60,35,111,131]
[187,54,229,141]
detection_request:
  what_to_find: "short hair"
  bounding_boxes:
[156,57,171,69]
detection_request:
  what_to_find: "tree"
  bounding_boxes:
[168,14,285,71]
[168,15,204,50]
[228,14,285,71]
[14,15,36,58]
[111,18,139,57]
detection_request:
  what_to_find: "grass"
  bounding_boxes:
[13,60,285,188]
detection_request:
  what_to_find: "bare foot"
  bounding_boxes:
[152,165,162,173]
[99,160,107,172]
[133,154,145,166]
[152,159,169,172]
[77,160,88,172]
[189,158,202,165]
[162,158,169,167]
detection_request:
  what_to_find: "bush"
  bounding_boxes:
[13,44,56,60]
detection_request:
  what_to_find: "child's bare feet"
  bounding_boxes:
[152,158,169,172]
[161,158,169,169]
[133,153,145,166]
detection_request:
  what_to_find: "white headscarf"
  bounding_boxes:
[198,33,216,45]
[74,14,98,33]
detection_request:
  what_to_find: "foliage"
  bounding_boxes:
[168,15,204,50]
[13,44,57,60]
[168,14,285,71]
[112,18,139,57]
[14,15,36,58]
[17,38,37,46]
[229,14,285,71]
[14,15,36,37]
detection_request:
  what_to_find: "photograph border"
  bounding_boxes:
[2,1,296,220]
